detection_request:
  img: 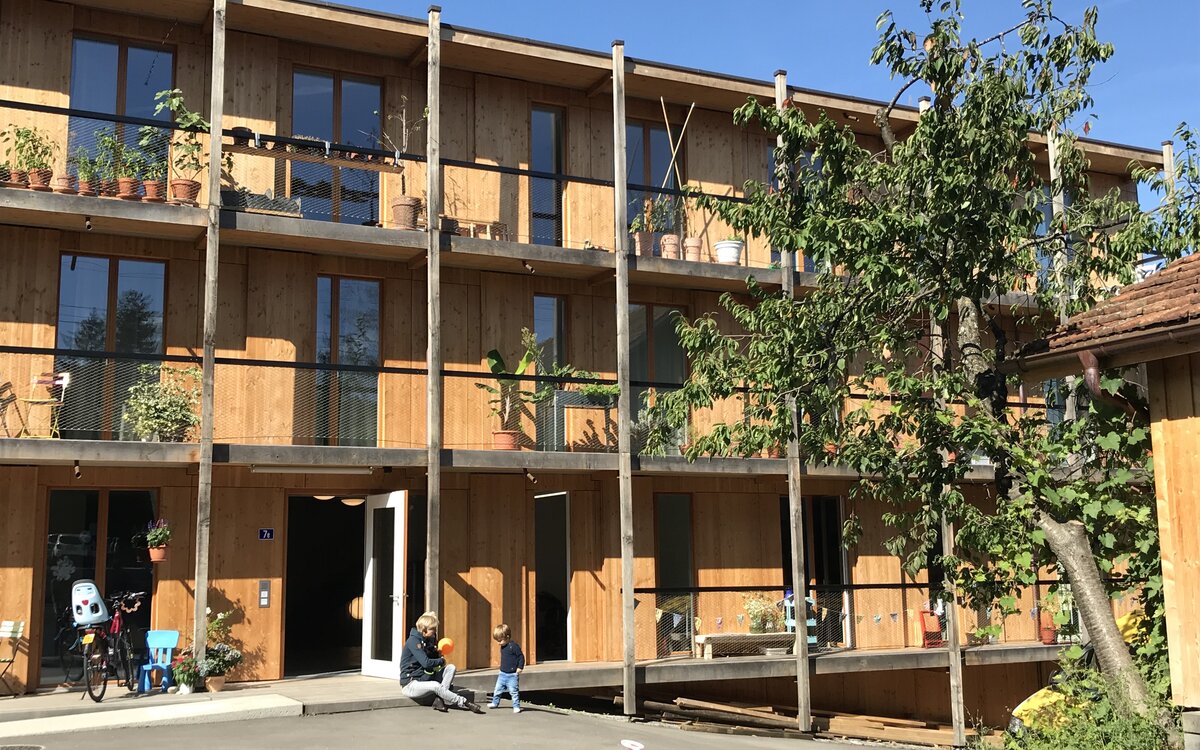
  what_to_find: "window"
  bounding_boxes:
[629,303,686,386]
[627,121,683,252]
[533,295,566,373]
[68,38,174,172]
[291,70,382,224]
[531,107,564,246]
[316,276,380,446]
[56,254,166,440]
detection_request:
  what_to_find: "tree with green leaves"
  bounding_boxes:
[648,1,1197,744]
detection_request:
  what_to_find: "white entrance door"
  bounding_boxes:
[361,491,407,679]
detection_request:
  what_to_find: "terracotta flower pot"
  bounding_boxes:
[27,168,53,192]
[231,127,254,147]
[659,233,680,259]
[683,237,703,262]
[0,167,26,188]
[766,444,785,459]
[633,230,653,256]
[117,176,141,200]
[204,675,226,693]
[491,430,521,451]
[148,545,168,563]
[77,181,98,197]
[142,180,166,203]
[391,196,420,230]
[53,175,77,195]
[1039,625,1057,645]
[170,179,201,204]
[99,179,119,198]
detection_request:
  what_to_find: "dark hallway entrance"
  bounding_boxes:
[285,495,365,676]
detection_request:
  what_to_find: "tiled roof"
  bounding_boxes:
[1041,253,1200,352]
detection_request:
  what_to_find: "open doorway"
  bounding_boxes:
[285,495,365,676]
[534,492,569,662]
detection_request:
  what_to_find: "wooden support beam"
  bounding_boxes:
[424,4,444,618]
[408,252,429,271]
[407,43,426,68]
[611,39,636,718]
[587,268,615,286]
[586,72,610,98]
[776,68,812,735]
[193,0,227,666]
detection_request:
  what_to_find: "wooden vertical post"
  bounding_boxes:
[920,94,966,748]
[775,68,812,733]
[424,4,443,617]
[193,0,227,663]
[611,39,636,718]
[1163,140,1176,193]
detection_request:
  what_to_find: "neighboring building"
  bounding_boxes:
[0,0,1164,731]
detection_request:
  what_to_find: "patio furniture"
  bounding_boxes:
[138,629,179,694]
[0,620,25,697]
[19,372,69,438]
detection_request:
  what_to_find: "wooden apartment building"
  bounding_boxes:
[0,0,1166,733]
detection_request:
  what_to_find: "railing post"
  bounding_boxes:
[611,39,636,718]
[775,68,812,734]
[193,0,227,665]
[424,4,443,617]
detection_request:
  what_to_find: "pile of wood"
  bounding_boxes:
[618,695,998,747]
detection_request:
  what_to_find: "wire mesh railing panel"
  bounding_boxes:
[1,100,207,205]
[442,370,618,452]
[0,349,201,442]
[212,360,425,448]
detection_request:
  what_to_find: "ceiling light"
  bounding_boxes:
[313,495,335,501]
[340,497,366,507]
[249,465,375,475]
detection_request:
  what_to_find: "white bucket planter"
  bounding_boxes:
[178,682,195,695]
[715,240,744,265]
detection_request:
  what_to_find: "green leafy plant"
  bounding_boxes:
[743,592,784,634]
[71,146,101,184]
[171,654,201,687]
[476,328,542,432]
[206,608,234,645]
[198,642,242,677]
[137,125,170,182]
[95,128,142,179]
[1,125,58,172]
[144,519,172,548]
[124,364,201,442]
[153,89,231,180]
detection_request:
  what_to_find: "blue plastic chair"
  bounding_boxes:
[139,630,179,693]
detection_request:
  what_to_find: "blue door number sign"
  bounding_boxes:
[259,528,275,541]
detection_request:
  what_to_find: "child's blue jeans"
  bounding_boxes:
[490,671,520,709]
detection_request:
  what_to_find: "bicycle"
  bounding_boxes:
[80,590,145,703]
[53,605,85,683]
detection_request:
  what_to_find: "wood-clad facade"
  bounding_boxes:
[0,0,1165,732]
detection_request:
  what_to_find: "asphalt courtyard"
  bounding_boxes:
[7,704,871,750]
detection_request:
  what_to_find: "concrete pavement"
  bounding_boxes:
[5,704,872,750]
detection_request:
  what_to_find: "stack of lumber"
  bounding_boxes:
[618,695,997,747]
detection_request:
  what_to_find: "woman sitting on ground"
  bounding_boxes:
[399,611,484,714]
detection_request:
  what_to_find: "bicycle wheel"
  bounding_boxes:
[82,639,108,703]
[56,627,85,683]
[114,630,136,692]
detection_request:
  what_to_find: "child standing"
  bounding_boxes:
[489,623,524,713]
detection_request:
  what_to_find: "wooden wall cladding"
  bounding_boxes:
[0,467,44,693]
[1148,354,1200,707]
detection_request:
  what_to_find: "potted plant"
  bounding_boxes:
[629,210,653,256]
[95,128,142,199]
[683,236,703,262]
[199,642,242,692]
[230,126,254,147]
[373,99,423,230]
[743,592,784,634]
[141,519,172,563]
[476,329,542,450]
[2,125,58,191]
[653,195,682,259]
[172,653,201,695]
[53,173,77,195]
[715,234,744,265]
[71,147,100,196]
[124,364,202,442]
[288,134,325,156]
[0,161,23,188]
[138,125,170,202]
[1039,592,1061,645]
[154,88,228,204]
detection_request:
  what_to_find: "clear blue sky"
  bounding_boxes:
[357,0,1197,152]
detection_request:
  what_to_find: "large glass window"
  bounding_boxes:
[68,38,174,175]
[530,107,564,246]
[533,295,566,373]
[316,276,380,446]
[291,70,382,224]
[56,254,166,440]
[627,121,683,254]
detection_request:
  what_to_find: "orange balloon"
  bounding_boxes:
[437,637,454,655]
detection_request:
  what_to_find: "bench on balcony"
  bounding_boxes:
[221,188,302,217]
[693,631,796,659]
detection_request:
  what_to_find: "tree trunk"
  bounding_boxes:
[957,298,987,390]
[1037,512,1182,749]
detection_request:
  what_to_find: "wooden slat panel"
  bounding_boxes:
[0,467,41,693]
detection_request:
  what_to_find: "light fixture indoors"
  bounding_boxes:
[313,495,335,501]
[340,497,366,507]
[249,465,374,475]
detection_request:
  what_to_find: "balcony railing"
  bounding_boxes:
[0,346,203,442]
[212,358,426,448]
